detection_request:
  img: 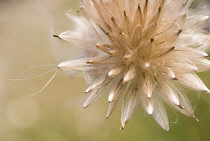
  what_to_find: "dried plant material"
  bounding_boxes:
[55,0,210,130]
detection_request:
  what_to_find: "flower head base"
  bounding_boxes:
[56,0,210,130]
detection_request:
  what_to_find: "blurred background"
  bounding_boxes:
[1,0,210,141]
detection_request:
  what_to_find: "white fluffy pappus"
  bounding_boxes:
[55,0,210,130]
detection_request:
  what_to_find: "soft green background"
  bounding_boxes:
[1,0,210,141]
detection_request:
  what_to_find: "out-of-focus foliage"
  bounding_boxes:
[1,0,210,141]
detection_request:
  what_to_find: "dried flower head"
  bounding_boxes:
[55,0,210,130]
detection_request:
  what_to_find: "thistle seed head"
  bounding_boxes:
[56,0,210,130]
